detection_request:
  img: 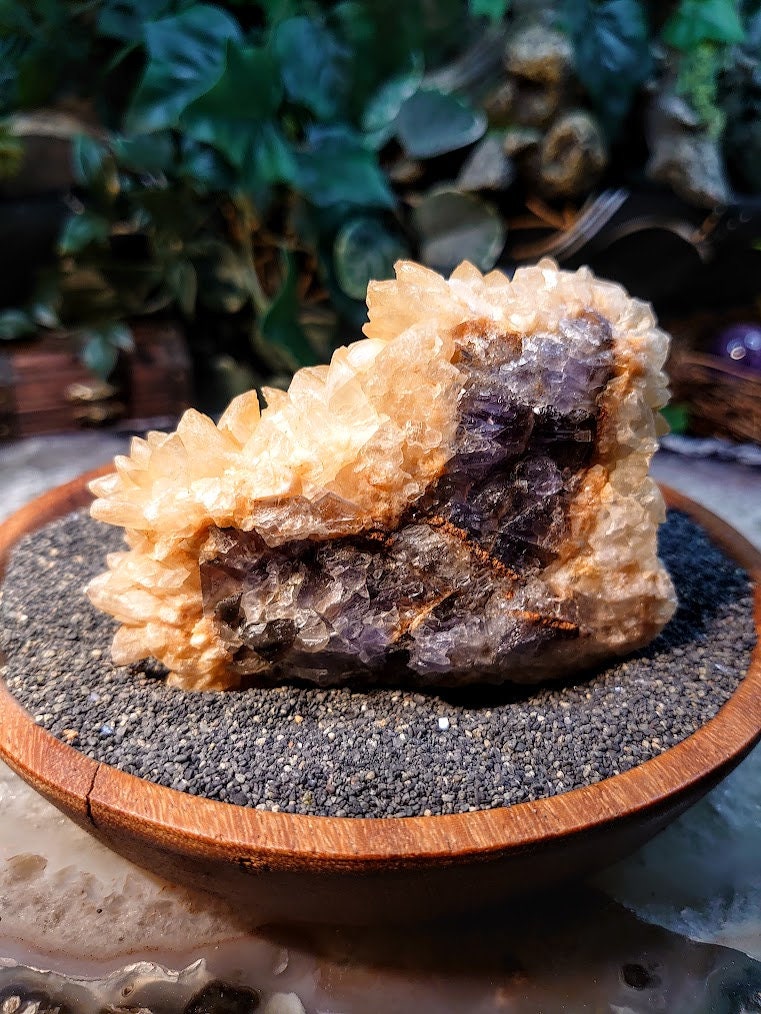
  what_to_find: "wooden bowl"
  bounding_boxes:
[1,470,760,925]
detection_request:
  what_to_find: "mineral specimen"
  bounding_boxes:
[87,259,676,690]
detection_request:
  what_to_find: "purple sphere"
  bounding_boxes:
[715,323,761,372]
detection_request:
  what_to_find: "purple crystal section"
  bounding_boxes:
[200,312,614,686]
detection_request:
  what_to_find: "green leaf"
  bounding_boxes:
[182,42,283,167]
[660,402,690,434]
[361,54,423,139]
[662,0,744,49]
[104,321,135,352]
[168,259,197,316]
[273,16,352,120]
[294,128,394,208]
[259,251,315,366]
[395,89,487,158]
[256,0,302,27]
[127,6,242,133]
[0,308,35,340]
[97,0,173,41]
[562,0,652,138]
[58,212,110,255]
[29,274,61,328]
[178,141,236,192]
[80,328,119,378]
[72,135,109,187]
[469,0,511,21]
[333,217,408,300]
[112,132,175,173]
[413,188,505,275]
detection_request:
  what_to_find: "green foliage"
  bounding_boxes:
[469,0,510,22]
[395,89,487,158]
[0,0,757,398]
[0,308,35,340]
[660,402,690,435]
[333,217,409,300]
[259,252,315,367]
[562,0,652,138]
[81,322,135,378]
[127,6,242,132]
[413,189,505,275]
[294,128,394,208]
[662,0,744,50]
[273,16,352,120]
[58,212,111,255]
[675,41,727,138]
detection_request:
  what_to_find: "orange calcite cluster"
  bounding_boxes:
[87,259,676,690]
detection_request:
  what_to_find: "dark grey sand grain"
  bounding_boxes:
[0,510,755,817]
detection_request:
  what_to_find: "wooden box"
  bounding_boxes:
[0,321,192,440]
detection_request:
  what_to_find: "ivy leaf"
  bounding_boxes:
[294,128,394,208]
[97,0,173,41]
[127,6,242,133]
[395,89,487,158]
[80,323,133,378]
[242,122,297,192]
[333,217,408,300]
[470,0,511,21]
[182,42,283,167]
[413,188,505,275]
[273,16,352,120]
[0,308,35,340]
[361,53,423,146]
[72,135,109,187]
[58,212,110,255]
[104,321,135,352]
[178,140,237,192]
[257,0,302,27]
[660,402,690,434]
[80,329,117,378]
[662,0,745,49]
[30,275,62,329]
[562,0,652,138]
[260,252,315,367]
[112,131,175,173]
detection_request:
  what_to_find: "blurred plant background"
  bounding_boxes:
[0,0,759,428]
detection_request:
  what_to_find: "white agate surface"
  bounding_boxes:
[597,743,761,960]
[0,755,250,966]
[596,452,761,961]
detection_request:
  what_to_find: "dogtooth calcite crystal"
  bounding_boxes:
[87,259,677,690]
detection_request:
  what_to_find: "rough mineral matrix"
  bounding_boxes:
[88,259,676,690]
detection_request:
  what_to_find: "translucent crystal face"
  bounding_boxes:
[87,259,676,690]
[201,311,617,686]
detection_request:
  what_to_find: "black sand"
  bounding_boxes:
[0,510,755,817]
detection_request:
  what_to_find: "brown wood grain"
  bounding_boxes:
[1,473,759,923]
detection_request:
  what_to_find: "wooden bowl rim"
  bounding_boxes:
[1,468,760,872]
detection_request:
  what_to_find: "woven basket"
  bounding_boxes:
[669,351,761,444]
